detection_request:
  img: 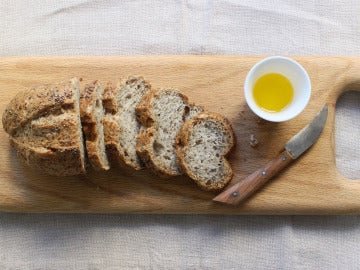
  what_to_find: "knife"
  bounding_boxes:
[213,104,328,206]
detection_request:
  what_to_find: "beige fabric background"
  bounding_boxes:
[0,0,359,269]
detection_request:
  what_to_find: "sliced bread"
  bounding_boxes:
[2,78,86,176]
[102,82,118,114]
[102,83,122,165]
[136,89,203,177]
[109,76,152,170]
[80,81,110,171]
[175,112,235,191]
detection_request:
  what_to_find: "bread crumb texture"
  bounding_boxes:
[176,112,235,191]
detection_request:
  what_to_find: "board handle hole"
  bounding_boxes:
[335,91,360,180]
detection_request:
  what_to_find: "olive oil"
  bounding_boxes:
[253,73,294,112]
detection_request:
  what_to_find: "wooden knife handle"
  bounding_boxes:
[213,150,294,205]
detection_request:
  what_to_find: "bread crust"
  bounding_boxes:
[2,78,86,176]
[103,114,122,164]
[136,126,172,177]
[175,112,235,191]
[10,138,86,176]
[80,81,110,170]
[2,80,76,136]
[102,83,118,114]
[102,83,123,166]
[136,89,203,177]
[114,76,151,170]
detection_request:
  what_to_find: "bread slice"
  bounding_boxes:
[175,112,235,191]
[104,76,151,170]
[2,78,86,176]
[102,83,122,165]
[102,82,118,114]
[136,89,203,177]
[80,81,110,171]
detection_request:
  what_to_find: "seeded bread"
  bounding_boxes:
[2,78,86,176]
[136,89,203,177]
[2,77,235,184]
[10,137,85,177]
[112,76,152,170]
[80,81,110,171]
[175,112,235,191]
[2,80,77,136]
[14,113,83,149]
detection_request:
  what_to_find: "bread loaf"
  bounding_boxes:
[2,77,236,192]
[2,78,86,176]
[136,89,203,177]
[175,112,235,191]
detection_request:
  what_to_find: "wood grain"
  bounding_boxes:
[0,56,359,214]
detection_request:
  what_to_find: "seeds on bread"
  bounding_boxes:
[136,89,203,177]
[175,112,235,191]
[3,78,86,176]
[2,79,78,136]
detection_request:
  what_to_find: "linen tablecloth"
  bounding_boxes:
[0,1,359,269]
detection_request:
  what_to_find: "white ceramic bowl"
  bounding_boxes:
[244,56,311,122]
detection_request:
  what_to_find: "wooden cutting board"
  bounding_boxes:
[0,56,359,214]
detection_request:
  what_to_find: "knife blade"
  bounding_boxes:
[213,104,328,206]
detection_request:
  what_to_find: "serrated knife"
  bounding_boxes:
[213,104,328,206]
